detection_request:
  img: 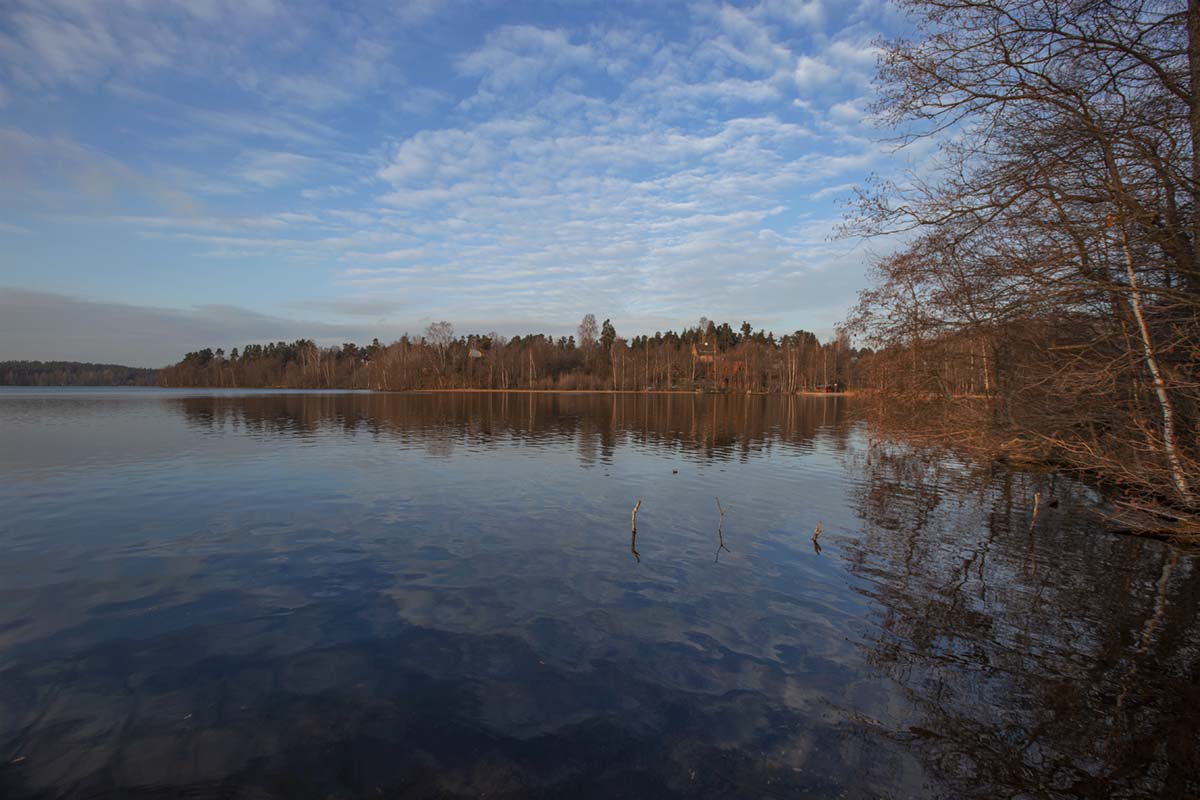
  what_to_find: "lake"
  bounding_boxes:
[0,389,1196,799]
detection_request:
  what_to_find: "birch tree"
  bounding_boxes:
[850,0,1198,509]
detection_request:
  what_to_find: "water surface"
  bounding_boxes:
[0,389,1196,798]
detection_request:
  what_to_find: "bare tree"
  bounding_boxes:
[848,0,1199,511]
[425,321,454,386]
[577,314,598,349]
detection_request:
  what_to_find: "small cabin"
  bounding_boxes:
[692,342,746,389]
[691,341,716,363]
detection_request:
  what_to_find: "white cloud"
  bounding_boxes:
[826,38,880,69]
[235,150,319,187]
[808,181,858,200]
[704,3,794,76]
[345,246,436,263]
[0,128,201,214]
[793,55,838,88]
[829,97,866,125]
[395,87,453,116]
[458,26,594,93]
[0,0,282,92]
[756,0,826,27]
[379,129,497,186]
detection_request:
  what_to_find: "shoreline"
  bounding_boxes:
[146,386,857,396]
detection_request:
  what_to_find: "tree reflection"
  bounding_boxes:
[172,392,851,465]
[843,442,1200,798]
[7,391,1196,798]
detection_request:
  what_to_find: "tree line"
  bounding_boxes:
[156,315,861,393]
[0,361,158,386]
[847,0,1199,519]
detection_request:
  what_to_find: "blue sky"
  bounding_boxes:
[0,0,917,366]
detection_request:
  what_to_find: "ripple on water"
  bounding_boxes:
[0,389,1195,799]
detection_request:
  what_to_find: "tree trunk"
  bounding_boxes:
[1189,0,1200,281]
[1119,222,1193,506]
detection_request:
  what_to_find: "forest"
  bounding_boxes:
[0,361,158,386]
[156,316,860,394]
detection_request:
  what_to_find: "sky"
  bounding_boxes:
[0,0,919,367]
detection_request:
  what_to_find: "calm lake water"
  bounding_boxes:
[0,389,1196,799]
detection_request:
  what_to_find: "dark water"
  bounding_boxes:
[0,389,1196,799]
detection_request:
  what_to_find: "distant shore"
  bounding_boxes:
[150,386,856,396]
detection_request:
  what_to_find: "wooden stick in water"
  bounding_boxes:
[630,499,642,563]
[715,497,730,562]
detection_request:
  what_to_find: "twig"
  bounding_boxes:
[715,496,730,562]
[629,499,643,563]
[812,521,822,555]
[1030,491,1041,532]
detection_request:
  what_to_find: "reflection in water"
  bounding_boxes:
[843,442,1200,799]
[170,390,851,463]
[0,389,1195,799]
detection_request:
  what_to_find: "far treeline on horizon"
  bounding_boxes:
[0,361,158,387]
[2,0,1198,527]
[0,315,861,393]
[156,316,860,393]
